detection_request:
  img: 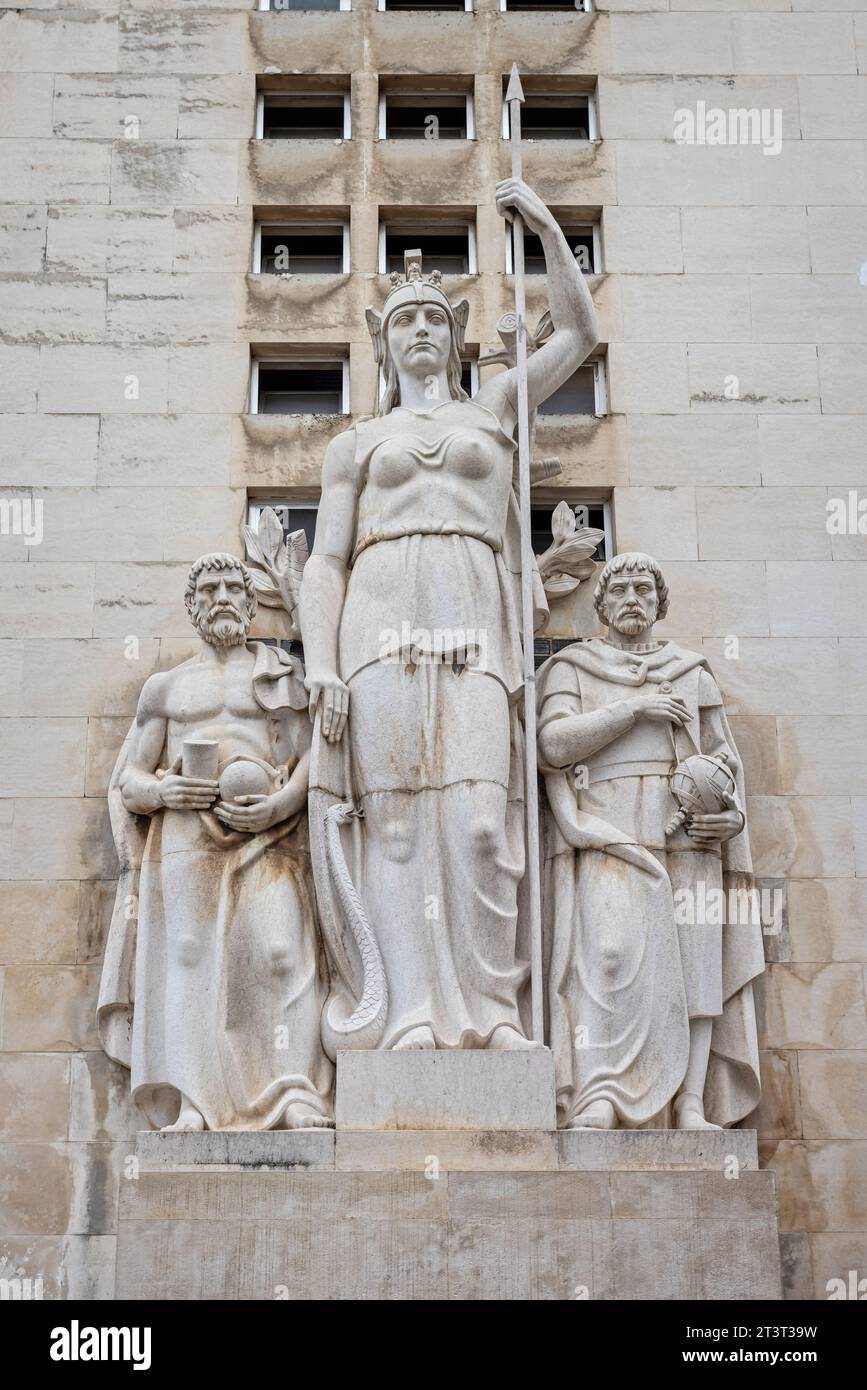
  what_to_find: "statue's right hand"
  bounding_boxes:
[305,670,350,744]
[159,759,219,810]
[631,694,692,726]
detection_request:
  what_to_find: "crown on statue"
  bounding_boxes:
[365,249,469,364]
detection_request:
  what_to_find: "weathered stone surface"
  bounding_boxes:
[337,1129,559,1173]
[559,1128,758,1172]
[335,1052,557,1132]
[136,1129,335,1172]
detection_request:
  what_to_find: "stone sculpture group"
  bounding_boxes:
[97,179,763,1135]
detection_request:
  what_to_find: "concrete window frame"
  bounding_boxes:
[377,0,473,10]
[378,90,475,141]
[377,218,478,275]
[252,220,351,274]
[536,355,608,420]
[376,357,480,410]
[505,217,601,275]
[248,356,350,416]
[499,0,593,10]
[256,91,352,141]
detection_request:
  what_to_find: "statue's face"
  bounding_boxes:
[386,303,452,379]
[192,566,251,647]
[602,568,659,636]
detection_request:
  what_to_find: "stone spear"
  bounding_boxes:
[506,62,544,1044]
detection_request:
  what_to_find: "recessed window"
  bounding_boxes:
[379,0,470,8]
[537,358,606,417]
[248,498,319,555]
[259,0,348,9]
[531,499,608,559]
[250,358,349,415]
[502,87,597,141]
[379,220,477,275]
[380,91,474,141]
[253,222,350,274]
[507,219,599,275]
[501,0,592,10]
[257,91,351,140]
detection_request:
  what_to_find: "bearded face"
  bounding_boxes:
[191,566,251,648]
[602,569,659,637]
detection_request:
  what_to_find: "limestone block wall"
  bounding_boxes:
[0,0,864,1300]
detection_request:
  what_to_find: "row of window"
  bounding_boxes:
[256,88,597,142]
[252,218,599,276]
[248,355,607,417]
[258,0,593,12]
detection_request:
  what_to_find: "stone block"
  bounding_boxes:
[656,561,769,639]
[819,352,867,418]
[0,1234,117,1301]
[696,487,831,562]
[0,414,99,487]
[0,11,119,74]
[0,639,161,719]
[110,140,240,206]
[767,562,867,638]
[45,207,174,275]
[777,716,867,795]
[2,963,101,1052]
[591,1212,780,1299]
[0,880,79,965]
[0,717,88,798]
[116,1219,242,1300]
[168,343,250,413]
[177,75,255,140]
[52,74,180,141]
[0,205,48,273]
[335,1051,557,1131]
[764,1139,867,1234]
[788,879,867,963]
[0,274,106,345]
[601,205,683,274]
[807,206,867,273]
[38,345,168,413]
[810,1232,867,1302]
[70,1052,141,1144]
[748,795,854,878]
[172,207,251,273]
[136,1129,335,1172]
[0,1054,70,1142]
[117,12,249,77]
[559,1128,759,1172]
[597,76,674,142]
[682,207,810,274]
[9,798,116,882]
[689,344,820,414]
[731,13,856,75]
[1,563,94,640]
[622,274,751,342]
[93,561,190,638]
[609,14,734,74]
[0,139,111,205]
[779,1230,814,1302]
[336,1129,559,1173]
[607,343,689,414]
[0,345,38,412]
[799,1052,867,1140]
[97,413,232,487]
[743,142,867,207]
[613,485,697,559]
[106,271,240,345]
[0,72,54,139]
[763,963,867,1050]
[760,416,867,486]
[747,1050,802,1142]
[751,275,867,344]
[702,637,841,718]
[626,414,760,486]
[0,1142,74,1237]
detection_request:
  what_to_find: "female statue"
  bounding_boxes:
[299,178,598,1052]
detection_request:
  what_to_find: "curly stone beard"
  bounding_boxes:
[195,602,250,648]
[608,602,657,637]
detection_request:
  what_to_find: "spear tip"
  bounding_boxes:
[505,62,525,105]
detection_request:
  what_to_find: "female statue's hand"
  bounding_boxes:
[305,670,350,744]
[495,178,553,237]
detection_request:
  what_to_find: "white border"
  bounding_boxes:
[505,220,599,275]
[377,219,477,274]
[252,220,351,274]
[378,91,474,140]
[256,92,351,140]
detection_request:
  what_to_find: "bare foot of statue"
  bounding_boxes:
[161,1096,205,1132]
[486,1024,545,1051]
[393,1025,436,1050]
[281,1102,335,1131]
[566,1099,617,1130]
[674,1091,721,1132]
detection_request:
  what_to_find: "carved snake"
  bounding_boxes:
[320,802,388,1056]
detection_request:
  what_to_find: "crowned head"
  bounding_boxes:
[366,250,470,415]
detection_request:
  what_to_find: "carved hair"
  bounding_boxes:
[593,551,670,621]
[184,553,257,620]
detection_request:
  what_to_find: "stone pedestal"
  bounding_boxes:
[118,1053,782,1300]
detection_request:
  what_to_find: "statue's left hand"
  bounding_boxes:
[495,178,553,237]
[685,790,745,845]
[214,792,286,834]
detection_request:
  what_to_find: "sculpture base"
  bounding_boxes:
[334,1049,557,1130]
[117,1144,781,1300]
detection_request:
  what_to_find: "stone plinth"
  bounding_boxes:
[334,1050,557,1131]
[558,1128,759,1172]
[136,1129,335,1172]
[116,1165,783,1301]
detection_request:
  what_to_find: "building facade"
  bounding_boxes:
[0,0,865,1300]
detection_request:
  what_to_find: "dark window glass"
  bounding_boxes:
[262,95,345,139]
[257,365,343,414]
[385,95,467,139]
[260,228,344,274]
[385,228,470,275]
[518,225,595,275]
[460,361,474,394]
[530,502,606,558]
[537,361,596,416]
[514,95,590,140]
[254,504,319,555]
[508,0,585,9]
[386,1,465,7]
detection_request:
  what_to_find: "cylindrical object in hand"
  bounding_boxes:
[182,739,219,780]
